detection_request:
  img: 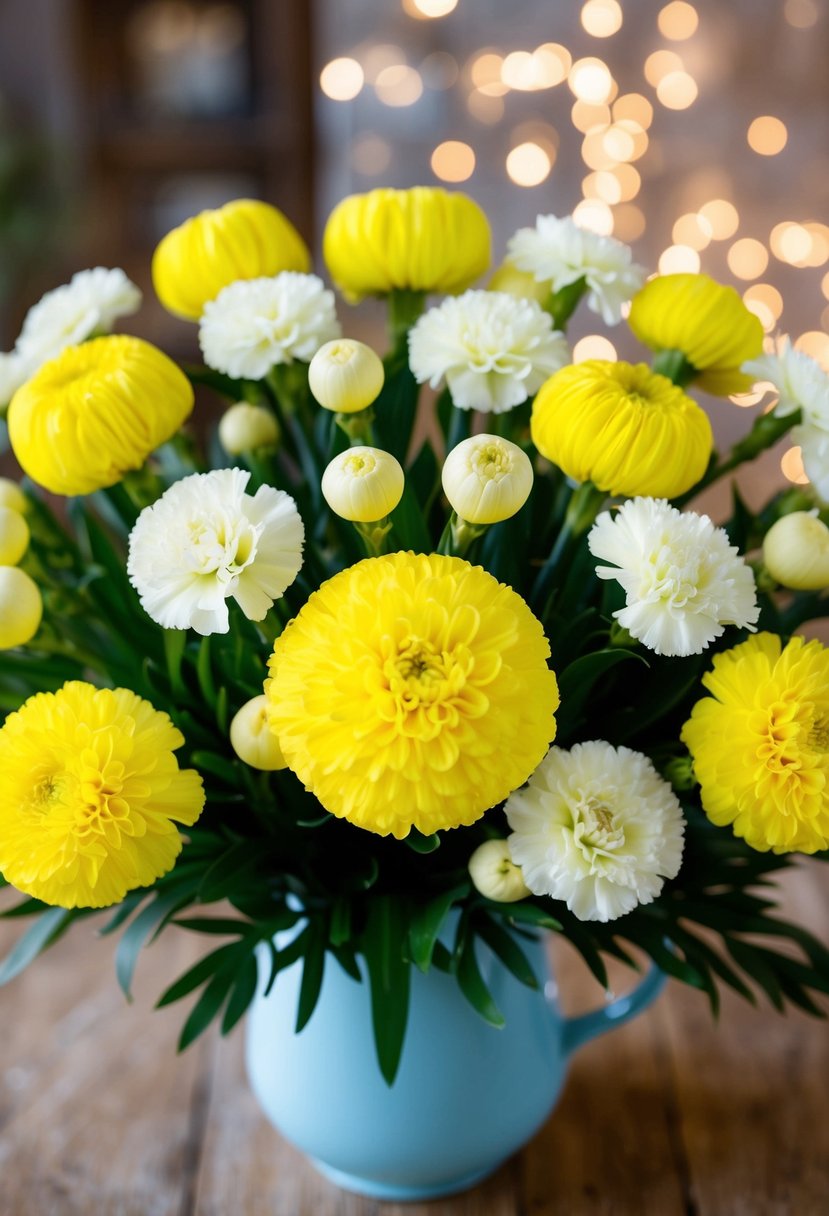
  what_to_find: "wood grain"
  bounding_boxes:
[0,865,826,1215]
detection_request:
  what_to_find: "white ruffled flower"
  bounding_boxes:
[199,273,340,380]
[0,351,30,406]
[588,498,759,657]
[743,335,829,427]
[507,215,645,326]
[506,741,685,923]
[16,268,141,370]
[127,468,304,636]
[408,289,569,413]
[793,424,829,502]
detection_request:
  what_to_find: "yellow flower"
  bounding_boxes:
[323,187,491,302]
[266,552,559,839]
[0,681,205,907]
[681,633,829,853]
[8,336,194,495]
[152,199,310,321]
[0,567,42,649]
[531,361,712,498]
[628,273,763,396]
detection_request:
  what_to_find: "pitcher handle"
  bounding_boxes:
[560,964,666,1056]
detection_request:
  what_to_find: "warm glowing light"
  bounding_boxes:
[532,43,572,86]
[420,51,459,90]
[431,140,476,182]
[602,124,636,161]
[571,101,611,133]
[363,44,406,83]
[569,57,614,104]
[727,238,769,281]
[803,223,829,267]
[320,57,364,101]
[573,199,614,235]
[771,222,813,266]
[501,49,566,91]
[467,90,504,123]
[821,271,829,300]
[781,447,810,485]
[795,331,829,371]
[699,199,739,240]
[658,1,699,39]
[581,130,616,171]
[351,134,392,175]
[402,0,458,17]
[616,120,649,162]
[656,71,698,109]
[612,164,641,201]
[506,142,552,187]
[580,0,623,37]
[375,64,423,106]
[613,93,653,128]
[584,170,621,204]
[672,213,713,251]
[613,204,646,242]
[730,381,775,408]
[659,245,701,274]
[747,116,788,156]
[784,0,819,28]
[573,335,617,361]
[644,50,683,86]
[471,52,508,96]
[742,284,784,333]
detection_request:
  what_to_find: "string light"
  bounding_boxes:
[672,213,713,250]
[431,141,475,182]
[613,204,646,241]
[569,57,614,104]
[747,116,788,156]
[699,199,739,239]
[572,199,614,234]
[658,2,699,39]
[375,64,423,106]
[506,142,552,186]
[781,447,810,485]
[580,0,623,38]
[659,245,701,274]
[402,0,458,17]
[320,58,364,101]
[573,335,617,361]
[727,238,769,280]
[656,71,698,109]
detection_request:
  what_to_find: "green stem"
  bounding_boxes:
[100,481,141,529]
[335,406,376,447]
[354,517,393,557]
[437,512,488,559]
[446,405,472,453]
[531,480,606,611]
[388,290,426,350]
[674,409,800,507]
[545,278,587,331]
[652,348,697,388]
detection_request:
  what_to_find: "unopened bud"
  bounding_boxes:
[763,511,829,591]
[0,506,29,565]
[229,694,288,771]
[218,403,280,455]
[321,446,404,523]
[468,838,530,903]
[442,434,533,526]
[309,339,384,414]
[0,567,42,648]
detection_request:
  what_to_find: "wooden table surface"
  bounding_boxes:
[1,864,826,1216]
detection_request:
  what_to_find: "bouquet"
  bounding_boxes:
[0,188,827,1087]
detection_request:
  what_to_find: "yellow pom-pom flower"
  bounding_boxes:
[531,361,712,499]
[0,681,205,907]
[628,273,763,396]
[681,633,829,854]
[323,187,491,302]
[8,336,194,495]
[266,552,559,839]
[152,199,310,321]
[0,567,42,649]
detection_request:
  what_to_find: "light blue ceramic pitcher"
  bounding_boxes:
[245,923,664,1202]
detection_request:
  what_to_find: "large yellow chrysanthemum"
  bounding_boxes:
[681,633,829,853]
[531,360,712,499]
[152,198,311,321]
[628,273,763,396]
[265,552,559,839]
[0,681,205,907]
[323,187,491,302]
[8,336,194,495]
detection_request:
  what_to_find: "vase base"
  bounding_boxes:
[309,1156,502,1202]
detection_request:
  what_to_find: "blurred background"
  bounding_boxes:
[0,0,827,494]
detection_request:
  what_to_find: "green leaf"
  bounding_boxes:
[407,440,440,513]
[556,648,649,738]
[404,828,441,854]
[263,926,309,996]
[362,895,411,1085]
[329,897,352,947]
[409,884,469,973]
[196,636,218,709]
[198,841,263,903]
[389,482,432,552]
[157,941,245,1008]
[0,896,49,919]
[163,630,187,700]
[455,922,505,1028]
[374,356,420,464]
[502,901,563,933]
[295,920,327,1032]
[331,944,362,982]
[115,885,196,1000]
[190,750,240,788]
[725,938,785,1011]
[0,907,73,985]
[476,915,539,990]
[173,917,253,937]
[221,953,259,1035]
[98,893,146,936]
[178,962,238,1051]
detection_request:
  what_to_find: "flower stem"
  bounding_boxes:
[354,518,393,557]
[531,480,606,611]
[652,348,697,388]
[388,289,426,350]
[674,408,800,507]
[545,278,586,331]
[437,512,488,559]
[335,406,376,447]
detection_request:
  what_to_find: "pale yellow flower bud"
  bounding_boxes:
[0,506,29,565]
[488,262,550,305]
[218,403,280,455]
[468,839,530,903]
[230,694,288,771]
[321,446,404,523]
[308,339,384,414]
[442,434,533,525]
[0,477,27,514]
[0,566,42,648]
[763,511,829,590]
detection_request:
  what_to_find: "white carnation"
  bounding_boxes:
[506,741,685,923]
[0,351,30,407]
[127,468,304,636]
[588,497,759,657]
[507,214,645,326]
[199,273,341,380]
[408,289,569,412]
[743,335,829,428]
[16,268,141,370]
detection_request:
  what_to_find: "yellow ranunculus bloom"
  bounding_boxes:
[8,336,194,495]
[681,634,829,854]
[0,681,205,907]
[531,361,712,499]
[152,199,310,320]
[266,552,559,839]
[323,187,491,302]
[628,273,763,396]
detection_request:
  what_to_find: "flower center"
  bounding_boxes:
[575,797,626,855]
[186,512,260,580]
[342,452,376,477]
[471,442,511,482]
[810,717,829,751]
[388,639,458,708]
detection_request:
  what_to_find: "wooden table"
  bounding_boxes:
[1,865,826,1216]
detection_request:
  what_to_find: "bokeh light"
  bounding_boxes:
[742,284,784,331]
[351,134,392,175]
[747,116,788,156]
[770,221,813,266]
[470,51,508,96]
[402,0,458,17]
[613,204,646,242]
[672,212,713,250]
[781,447,810,485]
[375,64,423,106]
[659,245,701,274]
[580,0,623,38]
[795,331,829,370]
[784,0,819,28]
[571,101,611,133]
[573,198,614,234]
[656,71,698,109]
[658,2,699,39]
[727,238,769,280]
[320,57,364,101]
[644,50,683,86]
[573,335,618,361]
[569,57,614,104]
[431,140,475,181]
[506,142,552,186]
[699,199,740,239]
[613,93,653,128]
